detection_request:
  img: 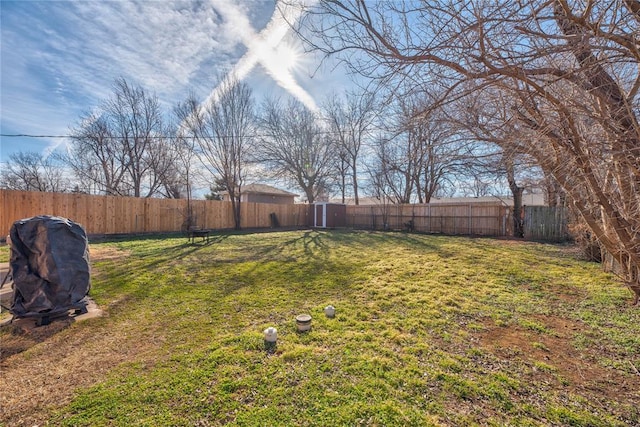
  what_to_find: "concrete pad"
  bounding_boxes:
[0,262,103,331]
[0,298,103,330]
[1,262,12,311]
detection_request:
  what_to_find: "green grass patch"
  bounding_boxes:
[0,243,9,262]
[2,231,639,426]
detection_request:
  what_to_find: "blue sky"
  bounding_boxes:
[0,0,347,165]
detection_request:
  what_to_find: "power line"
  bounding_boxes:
[0,133,266,139]
[1,134,69,138]
[1,131,346,139]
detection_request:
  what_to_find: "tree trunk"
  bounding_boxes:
[352,163,359,205]
[231,195,242,230]
[505,156,524,238]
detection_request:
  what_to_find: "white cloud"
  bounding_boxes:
[0,0,336,163]
[2,0,234,160]
[59,1,229,98]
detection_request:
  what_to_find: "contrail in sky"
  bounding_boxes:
[205,0,318,112]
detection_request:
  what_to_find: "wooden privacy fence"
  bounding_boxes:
[345,202,511,236]
[0,190,310,238]
[523,206,569,242]
[2,190,567,241]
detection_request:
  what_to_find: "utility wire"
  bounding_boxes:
[0,133,271,140]
[1,134,69,138]
[1,130,373,139]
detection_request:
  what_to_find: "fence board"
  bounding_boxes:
[344,202,509,236]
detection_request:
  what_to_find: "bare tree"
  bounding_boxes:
[162,107,203,229]
[67,111,125,195]
[106,78,167,197]
[256,98,335,204]
[459,177,492,198]
[167,131,204,230]
[177,78,255,230]
[367,134,415,204]
[402,99,468,204]
[332,140,351,203]
[67,78,173,197]
[450,87,543,237]
[0,151,68,192]
[322,91,377,204]
[146,124,184,199]
[300,0,640,303]
[367,95,465,204]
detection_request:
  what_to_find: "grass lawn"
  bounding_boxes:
[1,230,639,426]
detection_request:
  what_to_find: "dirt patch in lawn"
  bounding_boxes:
[478,315,640,407]
[0,244,161,427]
[90,245,132,261]
[0,319,164,427]
[1,317,74,361]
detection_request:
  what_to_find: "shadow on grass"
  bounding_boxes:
[90,229,483,319]
[209,230,360,297]
[91,229,409,318]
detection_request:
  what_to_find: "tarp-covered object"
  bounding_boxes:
[9,215,90,317]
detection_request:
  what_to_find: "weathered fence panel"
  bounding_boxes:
[345,202,509,236]
[523,206,569,242]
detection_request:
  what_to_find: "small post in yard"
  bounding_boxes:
[264,327,277,353]
[296,314,312,332]
[324,305,335,318]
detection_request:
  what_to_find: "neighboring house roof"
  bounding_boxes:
[221,183,298,197]
[331,193,546,206]
[242,183,298,197]
[329,196,386,205]
[430,193,546,206]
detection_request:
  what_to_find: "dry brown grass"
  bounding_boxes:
[478,316,638,406]
[0,245,158,427]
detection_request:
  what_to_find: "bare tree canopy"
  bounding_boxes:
[256,98,336,204]
[322,90,378,204]
[366,92,474,205]
[177,77,255,229]
[67,77,174,197]
[299,0,640,304]
[0,151,68,192]
[448,86,548,236]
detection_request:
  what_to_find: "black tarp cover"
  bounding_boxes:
[9,215,90,317]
